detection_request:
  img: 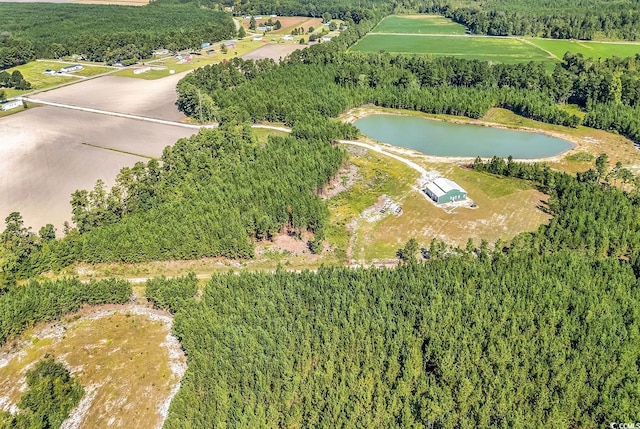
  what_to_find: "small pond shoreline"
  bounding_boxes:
[341,106,581,163]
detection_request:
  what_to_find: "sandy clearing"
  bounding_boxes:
[33,72,189,121]
[0,106,196,231]
[241,44,304,62]
[0,304,186,429]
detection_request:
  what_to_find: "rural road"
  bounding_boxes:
[21,97,214,130]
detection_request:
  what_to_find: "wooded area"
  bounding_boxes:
[3,3,640,426]
[0,4,235,68]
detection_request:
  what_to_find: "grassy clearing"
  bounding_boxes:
[349,154,550,262]
[527,38,640,60]
[0,308,182,428]
[2,61,114,97]
[351,34,554,64]
[372,14,467,35]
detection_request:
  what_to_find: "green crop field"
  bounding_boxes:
[371,14,467,35]
[351,34,554,63]
[527,38,640,60]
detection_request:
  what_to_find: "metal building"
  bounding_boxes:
[424,178,467,203]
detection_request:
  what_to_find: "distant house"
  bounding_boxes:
[283,35,294,41]
[1,99,22,111]
[270,14,277,17]
[257,25,274,31]
[224,40,237,48]
[206,49,216,55]
[253,15,262,19]
[153,49,169,56]
[424,178,467,203]
[253,36,263,41]
[43,69,56,75]
[201,42,211,48]
[59,64,83,73]
[321,36,332,42]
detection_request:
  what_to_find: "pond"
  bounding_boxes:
[354,114,574,159]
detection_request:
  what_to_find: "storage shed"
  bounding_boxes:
[424,178,467,203]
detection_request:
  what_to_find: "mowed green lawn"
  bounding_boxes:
[527,38,640,60]
[2,61,114,97]
[351,34,554,64]
[371,14,467,35]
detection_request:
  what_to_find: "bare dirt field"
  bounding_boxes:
[33,72,188,121]
[241,44,304,62]
[0,304,186,428]
[0,106,196,231]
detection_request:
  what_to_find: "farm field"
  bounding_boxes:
[241,44,305,62]
[0,304,185,428]
[0,106,196,231]
[32,72,187,120]
[2,60,114,97]
[351,34,554,63]
[526,38,640,60]
[371,14,467,35]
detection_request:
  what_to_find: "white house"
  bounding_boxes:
[1,99,22,111]
[253,36,263,41]
[60,64,83,73]
[283,35,294,41]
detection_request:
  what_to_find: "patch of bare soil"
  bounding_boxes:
[360,194,403,223]
[0,304,186,429]
[241,44,304,62]
[320,163,358,199]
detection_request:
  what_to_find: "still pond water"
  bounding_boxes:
[354,114,573,158]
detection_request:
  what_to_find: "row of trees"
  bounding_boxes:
[420,0,640,40]
[0,3,236,65]
[0,277,131,346]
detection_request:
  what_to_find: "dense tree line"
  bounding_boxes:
[146,273,198,313]
[0,3,235,65]
[0,357,83,429]
[154,0,389,24]
[419,0,640,40]
[0,36,35,70]
[161,254,640,427]
[0,277,131,346]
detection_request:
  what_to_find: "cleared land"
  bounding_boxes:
[2,60,114,98]
[372,14,467,35]
[0,304,185,428]
[32,72,188,121]
[241,44,305,62]
[527,38,640,60]
[0,106,196,231]
[351,34,554,63]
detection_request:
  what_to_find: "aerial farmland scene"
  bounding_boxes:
[2,0,640,427]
